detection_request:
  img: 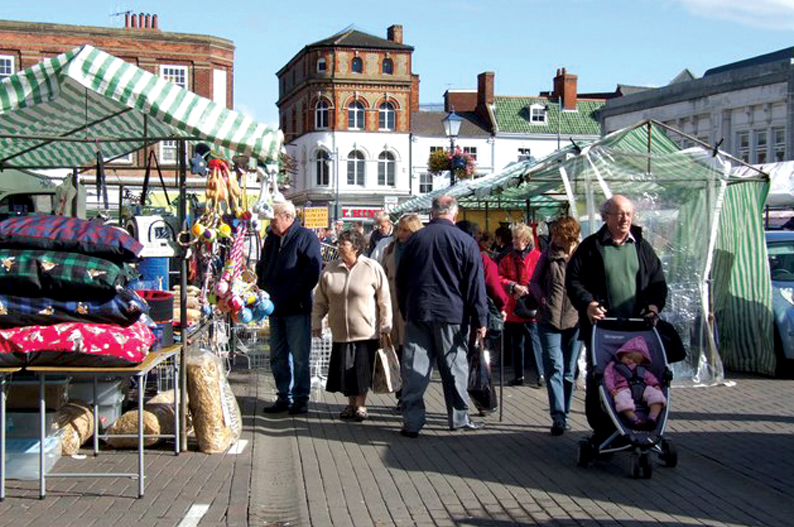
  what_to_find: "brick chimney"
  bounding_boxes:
[387,25,403,44]
[552,68,578,110]
[125,12,160,30]
[477,71,494,107]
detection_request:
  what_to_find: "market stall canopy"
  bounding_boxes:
[0,44,282,168]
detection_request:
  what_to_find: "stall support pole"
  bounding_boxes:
[178,140,188,452]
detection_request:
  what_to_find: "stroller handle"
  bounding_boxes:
[599,317,646,323]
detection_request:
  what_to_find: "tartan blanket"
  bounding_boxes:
[0,321,153,367]
[0,288,147,328]
[0,215,143,263]
[0,249,134,300]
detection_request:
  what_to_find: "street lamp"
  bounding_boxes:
[442,110,463,186]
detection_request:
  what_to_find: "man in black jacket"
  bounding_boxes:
[566,194,667,442]
[257,201,322,415]
[396,196,488,437]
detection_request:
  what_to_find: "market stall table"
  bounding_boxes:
[26,345,180,499]
[0,366,22,501]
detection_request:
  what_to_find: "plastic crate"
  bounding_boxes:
[67,380,126,430]
[5,411,58,438]
[5,432,62,480]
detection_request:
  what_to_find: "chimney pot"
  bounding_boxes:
[152,14,158,29]
[139,13,145,28]
[144,14,151,28]
[130,14,137,28]
[125,12,130,28]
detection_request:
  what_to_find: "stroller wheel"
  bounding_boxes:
[640,453,653,479]
[577,440,592,467]
[660,439,678,468]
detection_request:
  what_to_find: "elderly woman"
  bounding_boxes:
[380,213,424,404]
[312,229,392,421]
[530,216,582,435]
[498,223,544,388]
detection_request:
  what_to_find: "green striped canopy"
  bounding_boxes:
[0,44,282,168]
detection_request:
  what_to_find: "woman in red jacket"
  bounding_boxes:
[498,223,544,387]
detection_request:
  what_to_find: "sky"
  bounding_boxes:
[3,0,794,128]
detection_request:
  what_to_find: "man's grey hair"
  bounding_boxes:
[599,195,634,220]
[431,195,459,218]
[273,200,296,218]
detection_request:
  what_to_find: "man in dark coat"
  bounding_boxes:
[257,200,322,415]
[566,194,667,442]
[396,196,488,437]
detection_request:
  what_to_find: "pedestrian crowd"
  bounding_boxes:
[257,193,668,443]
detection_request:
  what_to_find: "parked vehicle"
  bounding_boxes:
[765,230,794,376]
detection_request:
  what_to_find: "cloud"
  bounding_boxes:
[670,0,794,29]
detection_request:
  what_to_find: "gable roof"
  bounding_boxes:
[0,45,281,168]
[494,97,604,136]
[410,111,491,137]
[308,28,413,51]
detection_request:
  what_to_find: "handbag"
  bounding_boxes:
[656,318,687,363]
[372,335,402,394]
[467,336,498,412]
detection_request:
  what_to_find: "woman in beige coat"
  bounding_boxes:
[313,229,392,421]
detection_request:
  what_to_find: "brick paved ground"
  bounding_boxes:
[1,365,792,526]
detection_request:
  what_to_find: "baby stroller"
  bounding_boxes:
[577,318,678,478]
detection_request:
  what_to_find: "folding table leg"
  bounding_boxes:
[1,376,6,502]
[39,374,46,499]
[138,372,145,498]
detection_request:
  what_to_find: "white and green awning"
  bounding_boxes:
[0,44,282,168]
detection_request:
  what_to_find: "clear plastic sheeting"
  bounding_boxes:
[396,120,773,385]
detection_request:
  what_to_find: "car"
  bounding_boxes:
[765,230,794,376]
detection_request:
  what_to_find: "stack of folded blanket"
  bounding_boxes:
[0,215,155,367]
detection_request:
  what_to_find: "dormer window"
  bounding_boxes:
[530,104,547,124]
[317,57,326,72]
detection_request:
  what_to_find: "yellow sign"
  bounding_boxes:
[303,206,329,229]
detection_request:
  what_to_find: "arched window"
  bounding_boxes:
[378,102,395,131]
[317,57,326,72]
[315,100,329,129]
[351,57,363,73]
[315,150,330,186]
[382,58,393,75]
[348,101,365,130]
[378,151,396,186]
[347,150,365,186]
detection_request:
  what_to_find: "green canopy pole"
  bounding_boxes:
[178,139,188,452]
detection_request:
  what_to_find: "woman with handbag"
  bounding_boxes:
[312,229,392,422]
[498,223,544,388]
[530,216,582,435]
[380,213,424,406]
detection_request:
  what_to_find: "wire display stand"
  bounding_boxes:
[231,321,271,371]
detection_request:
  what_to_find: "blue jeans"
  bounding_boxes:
[539,323,581,425]
[505,320,543,382]
[269,314,312,405]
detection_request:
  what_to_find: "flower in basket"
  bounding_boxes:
[427,146,477,180]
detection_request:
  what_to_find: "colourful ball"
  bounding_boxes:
[230,296,244,311]
[191,222,204,236]
[239,308,253,323]
[261,298,274,316]
[215,280,229,296]
[258,290,270,301]
[207,291,218,305]
[253,305,267,320]
[246,293,257,306]
[203,228,216,242]
[219,224,232,238]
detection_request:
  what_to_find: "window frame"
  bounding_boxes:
[347,101,365,130]
[378,102,395,131]
[736,130,750,163]
[0,55,14,78]
[754,129,768,164]
[463,146,477,161]
[315,150,331,186]
[517,147,532,160]
[347,150,366,186]
[315,100,330,130]
[419,172,433,194]
[382,57,394,75]
[351,57,363,74]
[317,57,327,73]
[529,104,547,124]
[377,151,396,186]
[773,126,786,162]
[159,65,188,164]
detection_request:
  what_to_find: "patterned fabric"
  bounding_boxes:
[0,288,147,328]
[0,249,133,300]
[0,321,152,367]
[0,215,143,263]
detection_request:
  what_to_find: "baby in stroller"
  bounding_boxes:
[603,336,666,431]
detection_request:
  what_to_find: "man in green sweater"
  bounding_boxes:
[566,194,667,442]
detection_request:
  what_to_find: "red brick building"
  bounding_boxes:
[0,14,234,181]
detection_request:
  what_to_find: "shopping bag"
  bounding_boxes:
[372,336,402,394]
[656,319,687,363]
[467,337,498,413]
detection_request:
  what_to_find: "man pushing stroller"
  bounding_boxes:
[566,195,668,444]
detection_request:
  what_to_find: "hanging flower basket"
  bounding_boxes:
[427,147,477,179]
